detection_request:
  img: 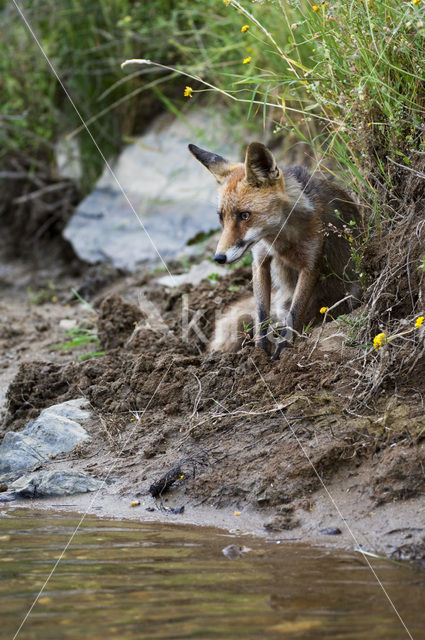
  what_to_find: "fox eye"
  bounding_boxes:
[218,211,223,223]
[239,211,250,221]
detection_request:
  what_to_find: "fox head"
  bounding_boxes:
[188,142,287,264]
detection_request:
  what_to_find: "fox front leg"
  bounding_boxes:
[271,268,318,361]
[252,254,272,354]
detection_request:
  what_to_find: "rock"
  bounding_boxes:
[10,470,103,497]
[0,398,91,478]
[63,109,244,270]
[0,432,47,475]
[36,398,91,421]
[157,260,227,288]
[59,319,77,331]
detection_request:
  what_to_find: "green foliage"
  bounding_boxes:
[53,327,104,360]
[208,272,220,283]
[2,0,424,220]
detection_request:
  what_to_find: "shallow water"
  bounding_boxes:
[0,509,424,640]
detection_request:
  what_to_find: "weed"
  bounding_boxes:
[208,272,220,284]
[53,327,104,360]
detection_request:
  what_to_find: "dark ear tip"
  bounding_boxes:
[247,141,267,153]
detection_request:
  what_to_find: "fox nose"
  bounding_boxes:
[214,254,227,264]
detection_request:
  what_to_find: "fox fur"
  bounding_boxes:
[189,141,362,359]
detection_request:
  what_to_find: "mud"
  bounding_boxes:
[2,252,425,566]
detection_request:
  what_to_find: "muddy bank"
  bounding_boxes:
[1,255,425,566]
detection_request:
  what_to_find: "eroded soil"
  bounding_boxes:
[1,251,425,564]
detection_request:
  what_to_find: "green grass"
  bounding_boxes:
[2,0,424,233]
[53,327,105,360]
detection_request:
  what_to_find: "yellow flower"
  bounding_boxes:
[234,510,241,516]
[312,5,320,11]
[184,86,193,98]
[241,25,250,33]
[415,316,424,328]
[123,15,132,23]
[51,296,58,303]
[412,0,421,6]
[243,56,252,64]
[373,332,387,350]
[319,306,328,314]
[223,0,232,5]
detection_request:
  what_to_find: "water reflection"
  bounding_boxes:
[0,509,423,639]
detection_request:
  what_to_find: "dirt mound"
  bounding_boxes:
[3,266,425,556]
[98,294,145,350]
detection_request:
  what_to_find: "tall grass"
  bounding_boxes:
[123,0,425,227]
[2,0,424,207]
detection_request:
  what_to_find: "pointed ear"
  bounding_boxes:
[188,144,233,184]
[245,142,281,187]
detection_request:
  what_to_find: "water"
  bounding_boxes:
[0,510,424,640]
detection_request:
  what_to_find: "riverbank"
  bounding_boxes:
[1,255,425,567]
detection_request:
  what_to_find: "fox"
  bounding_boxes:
[188,141,362,360]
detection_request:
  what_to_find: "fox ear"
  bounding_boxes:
[188,144,233,184]
[245,142,281,187]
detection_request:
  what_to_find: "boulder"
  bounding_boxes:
[10,470,103,497]
[63,109,242,270]
[0,398,91,479]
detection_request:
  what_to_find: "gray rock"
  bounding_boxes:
[36,398,91,421]
[0,432,47,475]
[63,109,245,271]
[25,413,90,457]
[0,397,91,478]
[10,470,103,497]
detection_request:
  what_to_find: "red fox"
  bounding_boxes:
[189,142,361,360]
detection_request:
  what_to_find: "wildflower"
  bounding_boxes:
[312,5,320,11]
[223,0,232,5]
[241,24,250,33]
[320,306,328,314]
[130,500,140,507]
[234,510,241,516]
[243,56,252,64]
[348,236,353,243]
[415,316,424,328]
[184,86,193,98]
[412,0,421,6]
[123,15,132,23]
[373,332,387,350]
[51,296,58,303]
